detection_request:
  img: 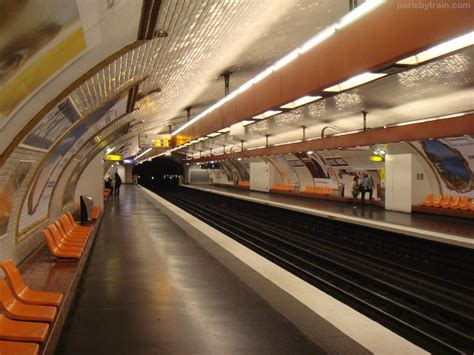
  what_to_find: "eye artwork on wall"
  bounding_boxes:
[0,161,34,238]
[0,0,87,126]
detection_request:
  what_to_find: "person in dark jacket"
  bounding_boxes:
[114,172,122,196]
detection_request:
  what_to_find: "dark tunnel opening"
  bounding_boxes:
[133,158,184,189]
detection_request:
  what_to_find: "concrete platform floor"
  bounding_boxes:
[56,185,322,354]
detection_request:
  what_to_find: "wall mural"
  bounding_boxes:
[20,97,81,151]
[416,135,474,196]
[229,160,250,182]
[18,97,125,234]
[0,161,34,237]
[269,156,299,187]
[0,0,87,126]
[62,127,128,208]
[294,152,329,179]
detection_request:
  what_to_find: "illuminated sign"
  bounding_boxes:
[139,134,171,148]
[370,155,384,162]
[175,135,192,145]
[105,154,122,161]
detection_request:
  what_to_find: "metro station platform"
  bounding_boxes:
[56,185,321,354]
[184,184,474,249]
[56,185,427,354]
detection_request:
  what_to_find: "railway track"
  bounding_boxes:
[154,187,474,354]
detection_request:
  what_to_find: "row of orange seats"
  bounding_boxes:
[239,181,250,187]
[419,194,474,210]
[272,184,294,192]
[43,213,92,260]
[0,259,63,355]
[303,186,332,196]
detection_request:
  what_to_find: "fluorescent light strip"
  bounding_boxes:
[207,132,222,137]
[323,72,387,92]
[135,148,152,159]
[335,0,385,32]
[247,146,267,151]
[241,120,255,126]
[172,0,386,135]
[397,31,474,65]
[390,112,469,127]
[253,110,282,119]
[280,95,322,109]
[273,139,303,146]
[218,127,231,133]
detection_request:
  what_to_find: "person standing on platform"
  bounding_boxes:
[367,174,374,200]
[351,176,360,208]
[359,173,374,206]
[114,172,122,196]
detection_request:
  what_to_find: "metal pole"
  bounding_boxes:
[302,126,306,141]
[362,111,367,131]
[224,72,231,96]
[265,134,270,147]
[240,140,244,152]
[186,107,191,122]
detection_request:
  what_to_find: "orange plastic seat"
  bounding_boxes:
[431,194,445,208]
[0,340,39,355]
[0,278,56,322]
[46,226,85,252]
[448,196,460,209]
[442,195,457,209]
[419,193,433,206]
[54,221,88,242]
[0,260,63,307]
[50,223,87,246]
[60,216,91,237]
[425,194,441,207]
[469,200,474,212]
[43,230,82,260]
[91,206,101,221]
[0,314,49,342]
[66,213,92,232]
[459,196,470,210]
[441,195,453,209]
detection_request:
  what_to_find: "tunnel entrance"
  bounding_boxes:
[133,158,184,189]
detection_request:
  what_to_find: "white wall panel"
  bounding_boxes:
[385,154,412,213]
[74,154,104,210]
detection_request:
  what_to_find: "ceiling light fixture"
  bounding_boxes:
[390,112,468,127]
[241,120,255,126]
[280,95,323,109]
[207,132,222,137]
[335,0,386,32]
[218,127,231,133]
[273,139,303,146]
[172,0,386,136]
[323,72,387,92]
[253,110,282,120]
[247,146,266,151]
[397,31,474,65]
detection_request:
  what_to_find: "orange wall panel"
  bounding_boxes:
[182,0,473,139]
[253,72,281,113]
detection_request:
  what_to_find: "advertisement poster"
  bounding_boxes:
[0,161,34,237]
[417,136,474,195]
[19,98,124,232]
[0,0,87,126]
[20,97,81,151]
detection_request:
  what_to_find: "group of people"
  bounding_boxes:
[105,172,122,196]
[351,173,374,208]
